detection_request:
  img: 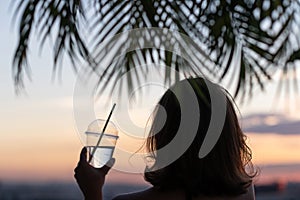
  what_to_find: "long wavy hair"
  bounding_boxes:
[144,77,256,197]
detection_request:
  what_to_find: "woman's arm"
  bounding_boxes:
[74,147,115,200]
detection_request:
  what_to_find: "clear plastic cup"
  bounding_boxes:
[85,119,118,168]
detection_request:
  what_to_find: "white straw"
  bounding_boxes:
[88,103,116,163]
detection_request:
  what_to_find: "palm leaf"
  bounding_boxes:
[12,0,300,100]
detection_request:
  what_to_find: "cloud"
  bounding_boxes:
[259,163,300,171]
[241,113,300,135]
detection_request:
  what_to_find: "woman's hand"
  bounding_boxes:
[74,147,115,200]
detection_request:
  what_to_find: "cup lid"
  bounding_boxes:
[86,119,118,136]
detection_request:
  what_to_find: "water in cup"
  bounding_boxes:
[85,119,118,168]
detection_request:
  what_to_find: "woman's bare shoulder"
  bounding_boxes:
[197,184,255,200]
[112,187,186,200]
[112,184,255,200]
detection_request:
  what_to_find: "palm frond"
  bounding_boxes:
[12,0,90,88]
[12,0,300,100]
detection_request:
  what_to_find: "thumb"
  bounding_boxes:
[80,147,87,162]
[100,158,115,174]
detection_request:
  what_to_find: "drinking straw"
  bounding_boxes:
[88,103,116,163]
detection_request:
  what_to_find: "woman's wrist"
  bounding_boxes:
[84,191,102,200]
[84,185,103,200]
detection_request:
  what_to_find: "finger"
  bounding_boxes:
[74,172,79,180]
[80,147,87,162]
[100,158,115,174]
[74,166,79,173]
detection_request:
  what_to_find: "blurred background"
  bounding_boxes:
[1,1,300,199]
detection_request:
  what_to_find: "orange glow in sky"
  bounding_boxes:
[1,125,300,183]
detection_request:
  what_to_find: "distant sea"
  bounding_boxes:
[0,182,149,200]
[0,181,299,200]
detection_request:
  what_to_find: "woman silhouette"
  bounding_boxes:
[74,77,256,200]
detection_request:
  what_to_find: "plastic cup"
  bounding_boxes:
[85,119,118,168]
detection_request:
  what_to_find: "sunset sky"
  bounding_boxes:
[1,1,300,185]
